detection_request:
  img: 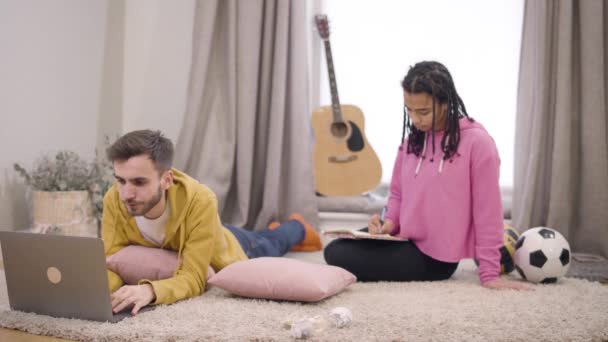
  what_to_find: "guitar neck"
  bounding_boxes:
[322,39,344,123]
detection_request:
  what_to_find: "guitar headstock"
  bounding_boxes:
[315,14,330,40]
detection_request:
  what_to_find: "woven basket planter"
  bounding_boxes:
[32,191,97,237]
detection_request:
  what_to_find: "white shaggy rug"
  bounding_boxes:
[0,259,607,342]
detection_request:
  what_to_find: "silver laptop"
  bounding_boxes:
[0,231,153,322]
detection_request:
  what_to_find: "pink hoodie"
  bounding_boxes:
[385,118,503,284]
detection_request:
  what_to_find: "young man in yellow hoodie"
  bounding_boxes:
[104,130,322,315]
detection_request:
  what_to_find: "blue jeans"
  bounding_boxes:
[224,220,305,258]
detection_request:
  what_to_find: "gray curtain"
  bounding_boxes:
[513,0,608,256]
[174,0,318,230]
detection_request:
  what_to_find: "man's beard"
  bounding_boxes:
[125,187,163,217]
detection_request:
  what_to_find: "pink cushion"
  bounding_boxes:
[207,257,356,302]
[106,245,215,285]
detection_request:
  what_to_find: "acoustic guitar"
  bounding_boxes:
[312,15,382,196]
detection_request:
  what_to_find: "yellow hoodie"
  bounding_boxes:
[102,168,248,305]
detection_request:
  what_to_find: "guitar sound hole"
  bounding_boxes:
[330,122,348,138]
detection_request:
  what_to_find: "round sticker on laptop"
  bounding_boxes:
[46,267,62,284]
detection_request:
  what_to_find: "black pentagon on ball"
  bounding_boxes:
[515,235,525,250]
[560,248,570,266]
[541,277,558,284]
[538,228,556,239]
[515,265,527,280]
[529,250,548,268]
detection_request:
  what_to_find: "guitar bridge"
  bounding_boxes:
[329,155,358,163]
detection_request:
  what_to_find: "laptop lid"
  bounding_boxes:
[0,231,126,322]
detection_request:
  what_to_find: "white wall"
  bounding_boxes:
[123,0,195,143]
[0,0,108,230]
[0,0,196,230]
[320,0,524,186]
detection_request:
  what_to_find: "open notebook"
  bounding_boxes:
[322,228,407,242]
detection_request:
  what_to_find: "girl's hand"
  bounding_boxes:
[483,278,532,291]
[368,215,394,235]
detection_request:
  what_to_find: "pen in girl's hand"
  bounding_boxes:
[379,207,387,233]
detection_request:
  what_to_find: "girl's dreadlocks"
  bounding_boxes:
[400,61,473,161]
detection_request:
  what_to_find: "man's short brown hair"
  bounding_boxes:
[106,130,174,172]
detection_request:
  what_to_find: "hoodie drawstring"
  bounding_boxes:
[438,135,450,174]
[176,225,185,271]
[415,133,450,176]
[415,132,428,176]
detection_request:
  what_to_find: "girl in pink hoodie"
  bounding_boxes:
[324,61,527,290]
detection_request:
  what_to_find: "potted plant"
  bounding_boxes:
[14,149,113,237]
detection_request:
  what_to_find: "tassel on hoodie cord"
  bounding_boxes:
[415,132,427,176]
[438,135,449,174]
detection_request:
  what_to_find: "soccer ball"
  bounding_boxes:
[474,224,520,274]
[513,227,571,283]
